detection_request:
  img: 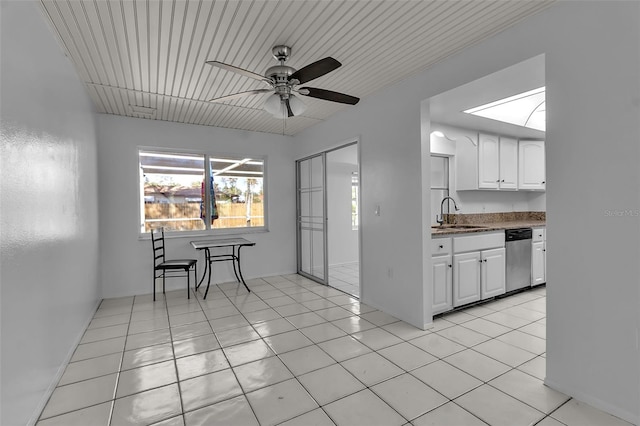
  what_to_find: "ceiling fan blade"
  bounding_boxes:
[206,61,267,82]
[299,87,360,105]
[208,88,272,103]
[285,99,295,117]
[290,57,341,84]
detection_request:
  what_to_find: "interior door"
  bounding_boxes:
[297,154,327,283]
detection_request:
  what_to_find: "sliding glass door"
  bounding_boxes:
[296,154,327,283]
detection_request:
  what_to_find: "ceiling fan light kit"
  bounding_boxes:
[206,45,359,118]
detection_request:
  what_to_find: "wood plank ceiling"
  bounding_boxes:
[39,0,553,136]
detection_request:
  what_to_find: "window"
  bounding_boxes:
[139,149,265,234]
[430,155,449,226]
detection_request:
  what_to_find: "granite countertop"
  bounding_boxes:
[431,212,546,236]
[431,220,546,236]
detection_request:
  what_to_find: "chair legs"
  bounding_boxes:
[153,264,197,301]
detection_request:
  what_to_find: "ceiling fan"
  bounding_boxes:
[206,45,359,118]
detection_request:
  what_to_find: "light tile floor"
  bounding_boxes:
[328,263,359,298]
[37,276,633,426]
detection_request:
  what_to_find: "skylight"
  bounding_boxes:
[463,87,545,131]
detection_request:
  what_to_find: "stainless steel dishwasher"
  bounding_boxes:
[505,228,533,292]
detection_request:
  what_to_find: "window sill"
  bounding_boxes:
[138,226,269,241]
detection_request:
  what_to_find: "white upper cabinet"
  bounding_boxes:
[499,137,518,189]
[457,133,520,190]
[478,134,500,189]
[518,140,546,190]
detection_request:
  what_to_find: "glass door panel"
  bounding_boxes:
[297,154,327,283]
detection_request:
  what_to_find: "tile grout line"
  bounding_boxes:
[38,278,558,426]
[105,297,136,426]
[163,289,187,425]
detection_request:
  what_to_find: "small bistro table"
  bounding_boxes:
[190,237,255,299]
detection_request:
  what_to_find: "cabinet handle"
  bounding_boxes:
[543,249,546,252]
[496,179,500,182]
[484,259,487,262]
[501,179,505,182]
[439,245,443,249]
[542,181,546,184]
[448,264,452,268]
[479,259,483,263]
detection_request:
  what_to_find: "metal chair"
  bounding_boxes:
[151,227,197,301]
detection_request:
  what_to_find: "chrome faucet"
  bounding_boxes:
[436,196,460,225]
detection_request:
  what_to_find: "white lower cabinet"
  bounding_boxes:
[481,248,506,299]
[431,237,453,315]
[453,251,481,307]
[452,248,506,307]
[531,227,546,285]
[432,232,507,313]
[432,255,453,315]
[452,232,506,308]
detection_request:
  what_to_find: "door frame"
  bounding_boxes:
[296,140,361,295]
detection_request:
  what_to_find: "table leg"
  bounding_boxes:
[195,249,208,290]
[203,248,213,299]
[231,246,242,283]
[236,245,251,293]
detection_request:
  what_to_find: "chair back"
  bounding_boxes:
[151,227,166,268]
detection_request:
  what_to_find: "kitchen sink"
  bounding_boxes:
[432,224,489,229]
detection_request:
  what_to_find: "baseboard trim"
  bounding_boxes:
[544,378,639,425]
[27,298,102,426]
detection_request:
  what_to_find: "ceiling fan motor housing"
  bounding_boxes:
[265,46,297,98]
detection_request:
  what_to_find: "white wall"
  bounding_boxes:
[542,3,639,422]
[295,81,427,328]
[0,2,101,425]
[97,115,297,298]
[295,2,639,422]
[327,144,359,266]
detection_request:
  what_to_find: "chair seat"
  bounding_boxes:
[151,227,198,301]
[156,259,197,270]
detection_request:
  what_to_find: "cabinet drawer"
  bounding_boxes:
[453,231,505,253]
[532,227,545,242]
[431,237,452,256]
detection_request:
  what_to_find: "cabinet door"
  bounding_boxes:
[432,255,452,315]
[532,241,546,285]
[499,137,518,189]
[519,141,546,190]
[453,251,481,307]
[481,248,506,298]
[478,134,499,189]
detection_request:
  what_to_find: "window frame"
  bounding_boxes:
[138,146,269,238]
